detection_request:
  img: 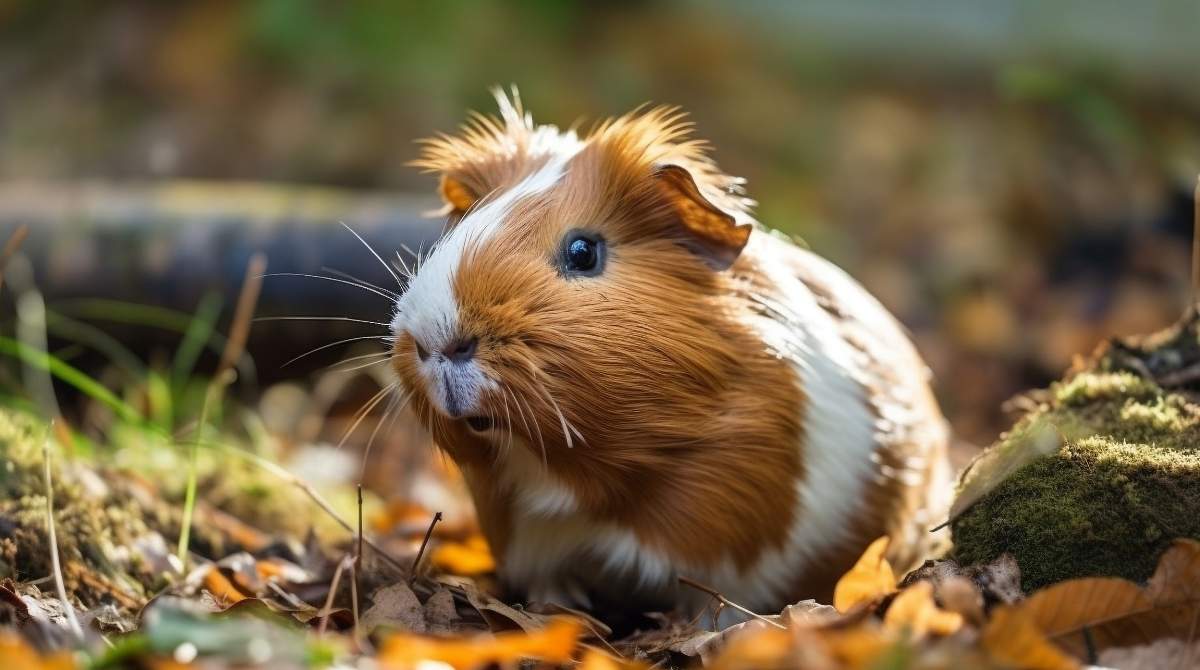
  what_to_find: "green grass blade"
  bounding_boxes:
[171,292,223,394]
[0,335,140,423]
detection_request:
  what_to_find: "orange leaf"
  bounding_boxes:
[833,536,895,613]
[202,565,247,605]
[706,626,794,670]
[432,535,496,576]
[379,616,580,669]
[883,582,963,638]
[0,632,76,670]
[982,605,1080,670]
[1011,539,1200,658]
[578,648,650,670]
[820,626,896,668]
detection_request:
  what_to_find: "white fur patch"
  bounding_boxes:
[392,136,582,417]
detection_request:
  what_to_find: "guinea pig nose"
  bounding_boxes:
[442,336,477,362]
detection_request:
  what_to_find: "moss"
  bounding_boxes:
[951,318,1200,591]
[0,406,327,613]
[0,409,161,607]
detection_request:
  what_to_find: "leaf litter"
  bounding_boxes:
[3,238,1200,668]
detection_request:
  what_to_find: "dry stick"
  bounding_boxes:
[42,423,84,641]
[1193,176,1200,307]
[354,484,364,642]
[211,442,408,575]
[677,576,786,630]
[409,511,443,585]
[318,554,355,636]
[177,253,267,566]
[0,224,29,293]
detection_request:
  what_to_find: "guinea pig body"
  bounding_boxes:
[390,90,950,624]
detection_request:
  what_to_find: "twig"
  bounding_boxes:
[210,441,409,575]
[42,423,84,641]
[0,224,29,293]
[1192,176,1200,307]
[354,484,363,642]
[678,575,785,630]
[177,253,267,567]
[318,554,354,636]
[409,511,443,585]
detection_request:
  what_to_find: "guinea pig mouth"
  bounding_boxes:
[464,416,494,433]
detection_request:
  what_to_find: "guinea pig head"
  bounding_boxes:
[390,90,759,501]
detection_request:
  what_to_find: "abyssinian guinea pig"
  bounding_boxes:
[390,88,950,624]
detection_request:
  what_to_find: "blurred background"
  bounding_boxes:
[1,0,1198,480]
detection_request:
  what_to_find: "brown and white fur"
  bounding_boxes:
[390,89,950,626]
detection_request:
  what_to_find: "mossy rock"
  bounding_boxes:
[951,314,1200,591]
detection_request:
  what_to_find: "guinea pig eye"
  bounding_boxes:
[560,231,605,277]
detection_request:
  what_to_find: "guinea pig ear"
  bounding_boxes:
[437,174,479,217]
[653,163,753,270]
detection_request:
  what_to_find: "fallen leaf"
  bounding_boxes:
[578,648,650,669]
[378,616,581,670]
[454,578,546,633]
[362,582,426,634]
[833,536,896,612]
[0,631,76,670]
[423,587,460,635]
[901,553,1023,607]
[779,599,839,628]
[883,582,963,638]
[432,535,495,576]
[704,625,793,670]
[201,565,247,606]
[982,605,1080,670]
[1098,637,1200,670]
[1013,539,1200,657]
[938,576,985,626]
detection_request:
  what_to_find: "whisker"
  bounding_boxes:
[330,357,392,375]
[528,372,572,449]
[330,351,392,365]
[282,335,393,367]
[511,390,545,469]
[261,272,396,301]
[500,386,514,457]
[341,222,403,287]
[321,267,402,299]
[254,316,391,328]
[359,390,410,481]
[336,383,397,451]
[392,252,414,281]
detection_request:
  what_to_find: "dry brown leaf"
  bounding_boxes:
[883,581,963,638]
[982,605,1080,670]
[377,616,581,669]
[1014,539,1200,657]
[939,576,985,626]
[432,535,496,576]
[0,632,76,670]
[833,536,896,613]
[1098,637,1200,670]
[362,582,427,634]
[423,587,460,635]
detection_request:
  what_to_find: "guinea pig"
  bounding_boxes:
[389,88,950,625]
